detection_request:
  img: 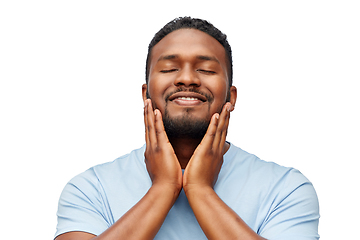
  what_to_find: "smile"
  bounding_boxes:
[175,97,201,101]
[168,91,207,107]
[172,97,204,106]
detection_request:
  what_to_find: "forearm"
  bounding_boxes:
[185,186,266,240]
[95,184,180,240]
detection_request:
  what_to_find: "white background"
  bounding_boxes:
[1,1,359,239]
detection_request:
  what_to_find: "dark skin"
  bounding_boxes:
[56,29,266,240]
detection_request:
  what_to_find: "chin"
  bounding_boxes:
[163,110,210,139]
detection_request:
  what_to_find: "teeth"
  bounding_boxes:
[176,97,199,101]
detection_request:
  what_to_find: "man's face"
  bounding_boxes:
[143,28,236,139]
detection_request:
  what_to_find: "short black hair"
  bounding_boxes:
[145,17,233,87]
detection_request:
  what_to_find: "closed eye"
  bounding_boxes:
[197,69,216,74]
[160,69,178,73]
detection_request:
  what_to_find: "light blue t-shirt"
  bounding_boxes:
[55,144,319,239]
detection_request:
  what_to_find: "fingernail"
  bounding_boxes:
[154,109,158,116]
[226,104,231,112]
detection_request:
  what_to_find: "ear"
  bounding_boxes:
[142,84,148,103]
[229,86,237,112]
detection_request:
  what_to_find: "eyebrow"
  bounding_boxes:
[157,54,220,64]
[157,54,179,62]
[196,55,220,64]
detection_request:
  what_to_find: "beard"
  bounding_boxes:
[146,86,228,140]
[162,108,210,139]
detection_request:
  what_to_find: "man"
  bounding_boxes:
[55,17,320,240]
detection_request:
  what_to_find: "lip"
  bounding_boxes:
[167,92,207,107]
[168,92,207,102]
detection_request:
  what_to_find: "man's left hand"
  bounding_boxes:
[183,102,233,192]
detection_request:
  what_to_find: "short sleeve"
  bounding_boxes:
[55,168,110,238]
[259,170,320,240]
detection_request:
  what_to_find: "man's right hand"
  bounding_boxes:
[56,100,183,240]
[143,99,183,193]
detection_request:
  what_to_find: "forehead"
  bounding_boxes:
[150,28,227,66]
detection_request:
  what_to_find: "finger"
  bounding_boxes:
[219,104,231,150]
[199,113,219,148]
[213,103,231,150]
[145,100,157,147]
[144,100,150,145]
[154,109,170,145]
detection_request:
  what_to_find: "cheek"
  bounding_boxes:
[147,76,162,98]
[209,80,228,101]
[147,78,169,111]
[206,80,229,112]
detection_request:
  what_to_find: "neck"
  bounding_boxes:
[169,137,231,169]
[169,137,202,169]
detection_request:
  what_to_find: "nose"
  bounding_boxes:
[174,65,201,87]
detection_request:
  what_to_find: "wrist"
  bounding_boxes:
[151,182,182,201]
[183,183,214,198]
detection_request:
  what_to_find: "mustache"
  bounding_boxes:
[164,87,214,103]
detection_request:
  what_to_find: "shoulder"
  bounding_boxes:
[56,166,107,237]
[63,145,147,194]
[59,145,146,205]
[224,144,319,238]
[221,143,318,212]
[223,144,294,180]
[55,145,147,238]
[90,145,146,178]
